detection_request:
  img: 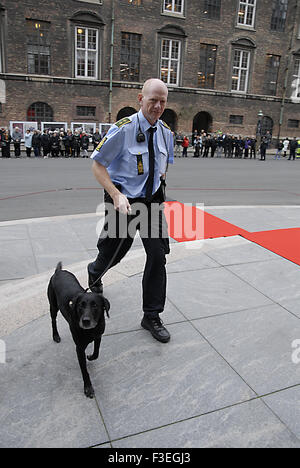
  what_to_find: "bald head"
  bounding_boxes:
[138,79,168,125]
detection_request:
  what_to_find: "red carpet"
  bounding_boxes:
[165,201,300,266]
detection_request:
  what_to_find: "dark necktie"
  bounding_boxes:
[145,127,157,202]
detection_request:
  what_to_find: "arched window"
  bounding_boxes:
[193,111,213,134]
[116,107,137,120]
[161,109,177,131]
[27,102,53,123]
[261,116,273,137]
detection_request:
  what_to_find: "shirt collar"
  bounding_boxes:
[138,110,158,133]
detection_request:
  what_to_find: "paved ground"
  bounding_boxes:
[1,206,300,448]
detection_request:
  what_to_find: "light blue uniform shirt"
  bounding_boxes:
[91,110,174,199]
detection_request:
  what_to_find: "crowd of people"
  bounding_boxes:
[1,125,300,162]
[175,130,300,161]
[0,127,107,159]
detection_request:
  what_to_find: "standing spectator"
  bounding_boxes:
[50,131,60,158]
[73,131,81,158]
[64,130,74,157]
[244,138,251,158]
[203,134,211,158]
[41,130,51,158]
[92,128,101,150]
[193,135,201,158]
[12,127,22,158]
[32,130,42,157]
[181,136,189,158]
[260,136,268,161]
[288,137,298,161]
[1,129,11,158]
[81,131,90,158]
[216,134,223,158]
[175,133,183,157]
[283,138,289,158]
[250,137,257,159]
[59,132,66,157]
[24,129,33,158]
[275,140,284,159]
[210,135,217,158]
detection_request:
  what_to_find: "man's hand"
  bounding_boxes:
[112,192,131,215]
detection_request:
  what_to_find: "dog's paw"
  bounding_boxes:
[53,334,61,343]
[84,385,95,399]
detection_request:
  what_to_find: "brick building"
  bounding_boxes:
[0,0,300,139]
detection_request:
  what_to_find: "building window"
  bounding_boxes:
[27,102,53,123]
[229,115,244,125]
[270,0,288,32]
[237,0,256,27]
[75,26,98,79]
[27,20,51,75]
[163,0,184,15]
[291,58,300,99]
[263,55,280,96]
[76,106,96,117]
[231,49,250,93]
[288,119,299,128]
[160,38,181,86]
[203,0,221,20]
[198,44,217,89]
[120,32,141,82]
[0,8,4,74]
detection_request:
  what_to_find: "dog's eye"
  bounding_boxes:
[80,301,87,308]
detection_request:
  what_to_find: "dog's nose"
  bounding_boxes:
[82,318,91,327]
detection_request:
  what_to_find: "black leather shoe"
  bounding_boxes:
[88,267,103,294]
[141,315,170,343]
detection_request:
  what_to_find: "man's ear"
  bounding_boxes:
[137,93,143,105]
[103,297,110,318]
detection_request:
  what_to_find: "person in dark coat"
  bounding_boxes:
[41,130,51,158]
[32,130,42,157]
[81,132,90,158]
[92,129,101,150]
[1,130,11,158]
[50,132,60,158]
[64,130,74,157]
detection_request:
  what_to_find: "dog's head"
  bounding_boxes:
[69,292,110,330]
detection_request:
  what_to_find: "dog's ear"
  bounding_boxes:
[103,297,110,318]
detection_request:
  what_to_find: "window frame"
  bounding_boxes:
[198,43,217,90]
[163,0,185,16]
[120,32,142,82]
[160,37,182,87]
[263,54,280,96]
[270,0,288,32]
[75,25,99,80]
[203,0,221,20]
[26,20,51,76]
[231,48,251,94]
[237,0,257,28]
[291,57,300,100]
[0,7,4,73]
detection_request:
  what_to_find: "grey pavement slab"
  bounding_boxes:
[112,399,300,448]
[227,258,300,304]
[0,315,109,448]
[193,304,300,395]
[167,267,273,320]
[263,387,300,441]
[92,322,255,441]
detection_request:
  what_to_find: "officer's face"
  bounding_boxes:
[139,81,168,125]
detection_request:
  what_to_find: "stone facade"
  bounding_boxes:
[0,0,300,138]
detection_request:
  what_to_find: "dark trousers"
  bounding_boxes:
[88,190,170,316]
[289,150,296,160]
[14,143,21,157]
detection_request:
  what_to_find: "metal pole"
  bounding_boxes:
[108,0,115,124]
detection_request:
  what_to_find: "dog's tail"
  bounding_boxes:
[55,262,63,273]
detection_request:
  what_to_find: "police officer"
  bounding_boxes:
[88,79,174,343]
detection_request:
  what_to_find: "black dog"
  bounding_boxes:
[47,262,110,398]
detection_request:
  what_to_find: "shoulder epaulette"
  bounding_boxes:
[115,117,132,128]
[160,120,171,131]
